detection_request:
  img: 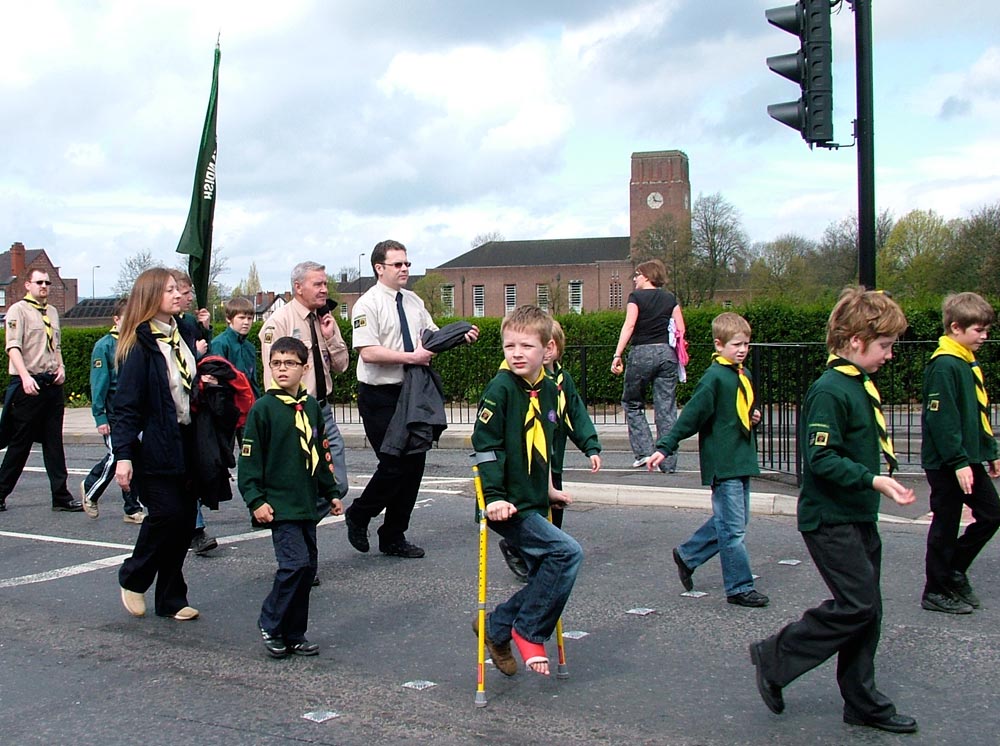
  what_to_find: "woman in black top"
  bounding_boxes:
[113,268,202,621]
[610,259,686,472]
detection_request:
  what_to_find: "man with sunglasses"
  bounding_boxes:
[345,240,478,558]
[0,269,82,512]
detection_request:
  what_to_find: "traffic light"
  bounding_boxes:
[765,0,833,145]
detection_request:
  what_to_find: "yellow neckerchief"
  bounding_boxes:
[930,335,993,437]
[827,354,898,474]
[110,327,119,339]
[500,360,548,473]
[150,323,193,393]
[23,293,54,352]
[712,353,754,438]
[546,362,574,433]
[270,386,320,475]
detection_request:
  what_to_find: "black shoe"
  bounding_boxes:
[844,712,918,734]
[498,539,529,582]
[52,499,84,512]
[287,640,320,656]
[344,511,370,553]
[380,540,425,558]
[921,591,973,614]
[728,590,770,608]
[748,642,784,714]
[949,571,982,609]
[190,530,218,556]
[0,496,6,512]
[260,628,287,659]
[672,548,694,591]
[311,575,321,587]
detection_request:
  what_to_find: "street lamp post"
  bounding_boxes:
[92,265,101,298]
[358,252,365,285]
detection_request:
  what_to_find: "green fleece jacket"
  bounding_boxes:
[922,353,1000,470]
[238,390,338,521]
[798,366,884,532]
[472,369,559,517]
[548,362,601,475]
[654,360,760,485]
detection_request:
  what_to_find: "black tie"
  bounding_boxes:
[396,292,414,353]
[308,312,328,402]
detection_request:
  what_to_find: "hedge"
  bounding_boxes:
[1,300,994,408]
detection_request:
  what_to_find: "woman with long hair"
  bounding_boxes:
[610,258,687,472]
[114,267,201,621]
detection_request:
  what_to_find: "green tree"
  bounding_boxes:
[941,201,1000,296]
[631,213,695,306]
[878,209,953,300]
[748,233,818,301]
[413,272,450,318]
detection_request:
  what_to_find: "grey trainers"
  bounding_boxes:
[80,481,99,519]
[921,591,973,614]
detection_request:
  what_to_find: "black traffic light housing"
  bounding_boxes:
[766,0,833,145]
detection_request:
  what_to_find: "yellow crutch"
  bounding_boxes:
[472,457,489,708]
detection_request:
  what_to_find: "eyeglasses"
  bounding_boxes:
[268,360,304,370]
[32,280,52,286]
[380,261,411,269]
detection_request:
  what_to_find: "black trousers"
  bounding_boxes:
[924,464,1000,594]
[259,520,317,643]
[347,382,426,546]
[0,380,72,504]
[119,433,197,616]
[757,522,896,721]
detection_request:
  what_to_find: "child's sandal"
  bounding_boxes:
[511,628,549,676]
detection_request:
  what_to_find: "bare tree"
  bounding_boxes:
[112,250,158,296]
[631,213,695,305]
[690,193,750,302]
[470,231,504,249]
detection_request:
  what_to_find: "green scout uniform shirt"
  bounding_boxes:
[472,369,559,517]
[798,367,883,532]
[238,391,338,522]
[90,332,117,428]
[922,354,999,470]
[547,362,601,475]
[211,325,262,398]
[654,360,760,486]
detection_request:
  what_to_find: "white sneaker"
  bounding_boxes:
[632,456,650,468]
[123,512,145,524]
[80,481,99,518]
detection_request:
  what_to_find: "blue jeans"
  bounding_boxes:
[622,344,678,471]
[677,477,754,596]
[259,521,318,644]
[487,512,583,644]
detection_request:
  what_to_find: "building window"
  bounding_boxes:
[536,283,549,312]
[441,284,454,315]
[472,285,485,318]
[0,289,5,306]
[722,299,733,309]
[340,303,349,319]
[504,284,517,315]
[568,280,583,313]
[609,281,622,310]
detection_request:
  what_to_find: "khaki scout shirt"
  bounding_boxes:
[5,298,62,375]
[352,282,436,386]
[258,297,348,399]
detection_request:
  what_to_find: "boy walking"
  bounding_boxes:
[649,312,766,607]
[471,306,583,677]
[748,288,917,734]
[211,297,263,400]
[81,298,144,523]
[921,292,1000,614]
[238,337,342,658]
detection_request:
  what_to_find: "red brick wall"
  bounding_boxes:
[629,150,692,253]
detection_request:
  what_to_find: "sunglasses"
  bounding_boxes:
[380,261,411,269]
[33,280,52,286]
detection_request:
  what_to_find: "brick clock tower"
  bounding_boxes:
[629,150,691,254]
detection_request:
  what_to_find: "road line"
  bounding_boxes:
[0,553,131,589]
[0,530,133,550]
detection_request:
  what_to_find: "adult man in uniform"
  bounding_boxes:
[0,268,82,512]
[259,261,350,501]
[345,239,478,557]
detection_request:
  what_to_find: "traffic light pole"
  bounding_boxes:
[853,0,876,289]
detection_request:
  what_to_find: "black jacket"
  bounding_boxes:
[112,321,198,476]
[380,321,472,457]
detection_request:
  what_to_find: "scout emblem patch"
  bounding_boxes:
[477,407,493,425]
[354,315,367,329]
[810,431,829,447]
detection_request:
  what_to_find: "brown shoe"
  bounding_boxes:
[472,614,518,676]
[120,586,146,617]
[172,606,200,621]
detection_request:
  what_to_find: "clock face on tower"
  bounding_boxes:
[647,191,664,209]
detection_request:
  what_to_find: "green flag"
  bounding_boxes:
[176,42,220,308]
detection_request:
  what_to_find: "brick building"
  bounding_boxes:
[0,242,78,316]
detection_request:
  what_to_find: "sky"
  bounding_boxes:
[2,0,998,299]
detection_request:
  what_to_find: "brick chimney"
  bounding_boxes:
[255,291,264,309]
[10,242,25,280]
